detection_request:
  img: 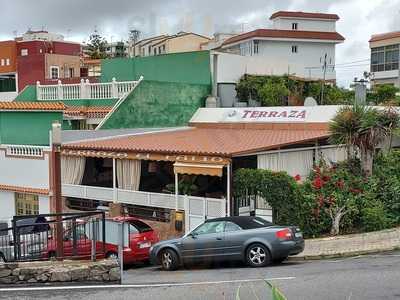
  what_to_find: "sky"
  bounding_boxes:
[1,0,400,87]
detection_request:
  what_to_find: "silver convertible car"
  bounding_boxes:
[150,216,304,271]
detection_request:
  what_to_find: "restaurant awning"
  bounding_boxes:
[173,162,224,177]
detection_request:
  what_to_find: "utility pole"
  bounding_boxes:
[51,122,63,259]
[320,53,328,105]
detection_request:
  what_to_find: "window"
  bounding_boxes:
[50,66,59,79]
[69,68,74,78]
[153,48,157,55]
[0,59,4,66]
[292,45,298,53]
[6,58,10,66]
[15,193,39,216]
[292,23,298,30]
[224,222,242,232]
[192,221,225,235]
[371,45,399,72]
[21,49,28,56]
[253,40,259,54]
[148,45,151,55]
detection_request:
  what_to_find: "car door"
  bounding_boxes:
[181,221,225,263]
[222,221,245,259]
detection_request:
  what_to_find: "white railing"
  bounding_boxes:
[36,78,139,101]
[5,145,46,158]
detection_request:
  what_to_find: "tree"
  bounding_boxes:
[329,105,398,176]
[259,78,289,106]
[86,30,109,59]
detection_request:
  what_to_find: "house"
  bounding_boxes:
[134,32,210,57]
[201,33,239,50]
[221,11,345,81]
[132,35,169,57]
[0,41,18,101]
[105,41,128,58]
[369,31,400,87]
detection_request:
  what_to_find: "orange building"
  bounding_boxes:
[0,41,17,74]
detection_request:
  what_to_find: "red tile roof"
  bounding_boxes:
[270,11,340,20]
[64,106,112,119]
[222,29,345,46]
[369,31,400,43]
[0,101,65,111]
[0,184,49,195]
[63,127,329,157]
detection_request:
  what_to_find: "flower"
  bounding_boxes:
[312,177,324,189]
[294,174,301,182]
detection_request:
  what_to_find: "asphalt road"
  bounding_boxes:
[1,251,399,300]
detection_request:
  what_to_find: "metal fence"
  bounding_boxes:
[0,212,106,263]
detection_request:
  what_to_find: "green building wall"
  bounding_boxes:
[100,80,210,129]
[0,111,63,145]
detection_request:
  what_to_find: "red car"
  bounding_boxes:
[44,216,159,265]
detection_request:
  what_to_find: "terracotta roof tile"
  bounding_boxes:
[270,11,340,20]
[63,127,329,157]
[369,31,400,43]
[0,101,65,111]
[222,29,345,47]
[0,184,49,195]
[64,106,112,119]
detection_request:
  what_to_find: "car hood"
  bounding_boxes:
[153,237,183,248]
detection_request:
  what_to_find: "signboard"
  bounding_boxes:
[61,149,231,165]
[235,109,307,122]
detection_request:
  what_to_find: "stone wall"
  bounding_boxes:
[0,259,120,285]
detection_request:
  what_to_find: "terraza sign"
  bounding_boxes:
[61,149,230,165]
[241,109,307,121]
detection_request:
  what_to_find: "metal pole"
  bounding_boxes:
[118,222,124,284]
[51,122,63,260]
[91,218,96,262]
[226,164,231,217]
[321,53,327,105]
[175,172,179,211]
[112,158,117,203]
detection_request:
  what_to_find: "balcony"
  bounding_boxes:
[36,77,141,101]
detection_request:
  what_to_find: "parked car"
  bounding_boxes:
[150,216,304,271]
[44,216,159,265]
[0,217,50,262]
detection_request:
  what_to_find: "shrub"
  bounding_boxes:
[360,201,390,232]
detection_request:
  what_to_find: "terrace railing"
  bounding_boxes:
[37,78,139,101]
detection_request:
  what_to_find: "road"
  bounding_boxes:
[1,251,399,300]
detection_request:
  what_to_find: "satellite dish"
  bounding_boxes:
[304,97,318,106]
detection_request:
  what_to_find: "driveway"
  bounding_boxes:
[1,251,399,299]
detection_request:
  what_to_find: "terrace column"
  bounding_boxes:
[113,158,117,203]
[175,172,179,211]
[226,163,231,217]
[57,80,63,100]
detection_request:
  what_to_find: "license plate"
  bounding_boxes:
[295,232,303,238]
[139,242,151,249]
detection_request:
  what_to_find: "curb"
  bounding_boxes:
[289,246,400,261]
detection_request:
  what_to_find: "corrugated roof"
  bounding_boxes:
[270,11,340,20]
[0,102,65,111]
[222,29,345,47]
[369,31,400,42]
[63,127,329,157]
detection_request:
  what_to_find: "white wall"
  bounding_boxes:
[0,92,18,101]
[0,191,15,225]
[217,39,337,82]
[272,18,336,32]
[0,150,50,189]
[39,196,50,215]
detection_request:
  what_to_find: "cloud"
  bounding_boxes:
[0,0,399,86]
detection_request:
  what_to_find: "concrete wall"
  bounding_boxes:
[0,91,17,101]
[167,34,210,53]
[44,54,80,79]
[0,150,50,189]
[0,191,15,224]
[272,18,336,32]
[101,80,210,129]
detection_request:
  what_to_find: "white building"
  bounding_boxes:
[369,31,400,88]
[221,11,345,81]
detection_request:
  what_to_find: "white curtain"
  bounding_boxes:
[61,156,86,185]
[258,150,314,179]
[317,147,347,165]
[116,159,141,191]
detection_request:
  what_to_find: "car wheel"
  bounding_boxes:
[106,252,118,260]
[159,249,179,271]
[246,243,271,268]
[0,253,6,263]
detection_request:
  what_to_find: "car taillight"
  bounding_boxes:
[276,228,293,240]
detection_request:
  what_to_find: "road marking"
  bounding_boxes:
[0,277,296,292]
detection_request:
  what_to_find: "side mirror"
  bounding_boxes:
[188,232,198,239]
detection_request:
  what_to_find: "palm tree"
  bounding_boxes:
[329,105,398,176]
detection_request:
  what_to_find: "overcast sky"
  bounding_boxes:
[1,0,400,87]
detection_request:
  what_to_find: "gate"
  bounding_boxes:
[0,211,105,263]
[184,196,227,233]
